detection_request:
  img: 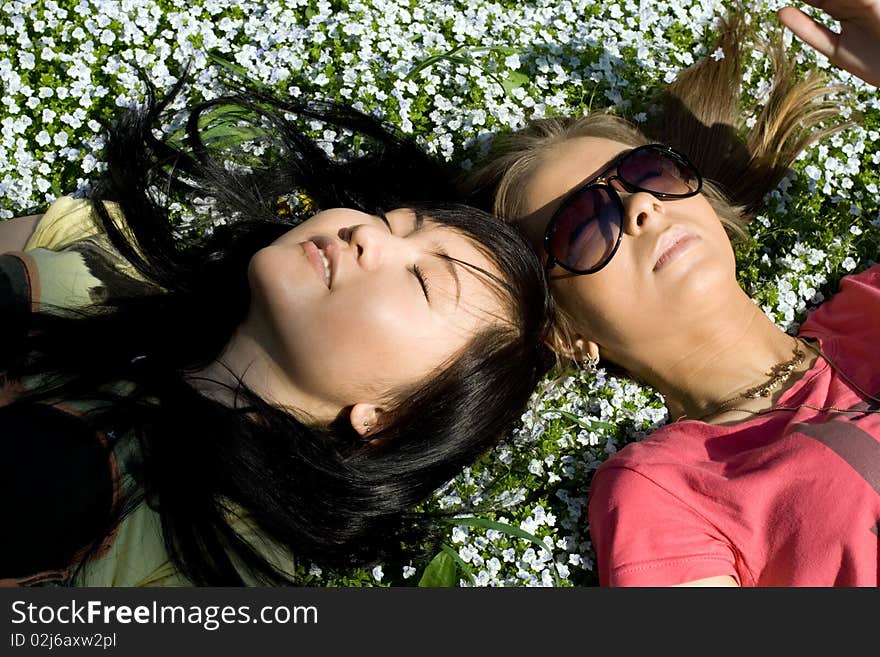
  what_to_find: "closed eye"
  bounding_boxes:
[412,264,430,302]
[378,210,430,302]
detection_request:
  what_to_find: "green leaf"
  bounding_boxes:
[543,409,616,432]
[206,50,271,91]
[501,70,530,94]
[443,517,563,586]
[199,123,265,150]
[482,46,521,56]
[167,104,267,153]
[418,549,456,587]
[418,545,470,587]
[439,543,476,586]
[404,45,468,80]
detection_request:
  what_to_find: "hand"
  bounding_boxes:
[777,1,880,87]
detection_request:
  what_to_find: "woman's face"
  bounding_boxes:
[246,207,507,422]
[520,136,738,364]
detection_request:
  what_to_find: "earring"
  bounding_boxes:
[583,352,599,372]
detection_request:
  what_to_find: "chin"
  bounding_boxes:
[681,259,738,309]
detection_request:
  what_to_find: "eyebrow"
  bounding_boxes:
[431,243,461,305]
[583,147,633,187]
[547,147,635,220]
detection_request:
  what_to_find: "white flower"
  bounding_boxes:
[3,0,877,589]
[402,565,416,579]
[458,545,476,563]
[520,516,538,534]
[371,565,384,582]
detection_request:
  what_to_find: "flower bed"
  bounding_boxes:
[3,0,878,586]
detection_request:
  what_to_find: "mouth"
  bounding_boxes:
[653,227,698,272]
[302,240,333,288]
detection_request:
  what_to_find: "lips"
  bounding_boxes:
[302,241,332,288]
[652,227,697,271]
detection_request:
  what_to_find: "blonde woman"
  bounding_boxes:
[466,1,880,586]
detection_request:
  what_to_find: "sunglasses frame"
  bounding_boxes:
[543,143,703,276]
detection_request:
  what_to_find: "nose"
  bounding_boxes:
[344,223,396,270]
[617,188,665,237]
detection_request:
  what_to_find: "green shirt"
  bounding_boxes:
[0,196,296,586]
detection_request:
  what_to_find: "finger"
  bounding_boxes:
[777,7,840,59]
[781,0,874,21]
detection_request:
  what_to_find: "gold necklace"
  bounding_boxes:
[685,337,880,423]
[688,337,806,423]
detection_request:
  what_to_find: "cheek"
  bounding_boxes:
[698,198,737,264]
[248,244,320,309]
[314,294,461,380]
[552,275,619,340]
[688,212,738,290]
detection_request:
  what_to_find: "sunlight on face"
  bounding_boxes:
[522,136,738,363]
[245,207,508,421]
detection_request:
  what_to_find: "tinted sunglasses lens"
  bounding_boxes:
[619,148,699,195]
[548,187,621,272]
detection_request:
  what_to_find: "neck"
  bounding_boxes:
[620,289,806,423]
[181,318,324,421]
[180,322,273,409]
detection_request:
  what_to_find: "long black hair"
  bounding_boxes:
[5,77,554,585]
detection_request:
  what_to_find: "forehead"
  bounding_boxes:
[390,208,493,261]
[520,137,632,241]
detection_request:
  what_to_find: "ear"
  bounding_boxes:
[349,403,388,439]
[545,324,599,365]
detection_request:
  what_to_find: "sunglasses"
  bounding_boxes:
[543,143,703,275]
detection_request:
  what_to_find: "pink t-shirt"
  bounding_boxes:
[588,264,880,586]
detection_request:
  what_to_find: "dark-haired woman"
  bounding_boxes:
[466,0,880,586]
[0,84,554,586]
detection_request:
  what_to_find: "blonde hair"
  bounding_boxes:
[461,13,851,361]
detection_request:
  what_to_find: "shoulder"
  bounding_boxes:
[224,506,299,585]
[74,501,298,587]
[71,503,192,587]
[22,195,131,254]
[588,419,733,531]
[0,197,110,313]
[800,264,880,339]
[9,197,157,311]
[23,197,99,251]
[594,419,715,471]
[588,463,739,586]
